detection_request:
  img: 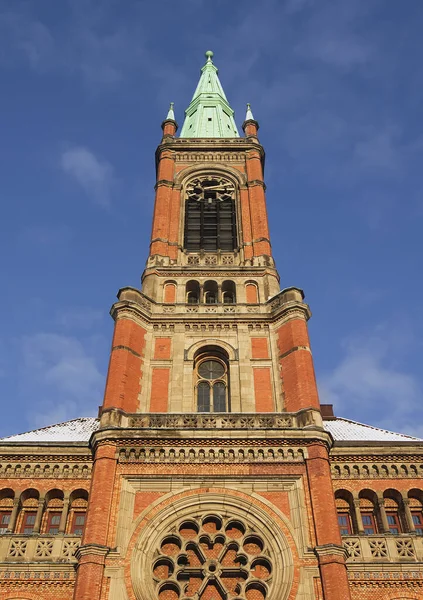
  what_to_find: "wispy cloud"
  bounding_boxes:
[61,146,115,208]
[319,324,422,436]
[18,224,73,247]
[55,307,104,330]
[20,333,103,427]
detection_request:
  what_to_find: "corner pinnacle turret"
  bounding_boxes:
[180,51,239,138]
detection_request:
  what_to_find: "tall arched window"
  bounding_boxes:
[359,490,379,535]
[384,490,405,534]
[184,177,237,251]
[195,347,230,412]
[222,280,236,304]
[186,280,200,304]
[204,280,218,304]
[0,489,14,534]
[408,490,423,535]
[335,491,355,535]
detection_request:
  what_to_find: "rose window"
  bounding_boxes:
[152,513,272,600]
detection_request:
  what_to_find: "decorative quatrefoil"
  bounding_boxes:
[152,513,272,600]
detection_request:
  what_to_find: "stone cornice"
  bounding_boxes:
[314,543,349,561]
[75,543,109,560]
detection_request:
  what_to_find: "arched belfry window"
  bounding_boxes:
[195,346,230,412]
[184,176,237,251]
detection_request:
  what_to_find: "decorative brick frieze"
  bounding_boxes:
[117,444,307,464]
[332,461,423,479]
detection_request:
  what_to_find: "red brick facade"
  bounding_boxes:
[0,66,422,600]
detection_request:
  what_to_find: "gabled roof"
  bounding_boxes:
[180,51,239,138]
[0,416,420,444]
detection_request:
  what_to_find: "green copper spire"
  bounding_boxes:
[180,51,239,138]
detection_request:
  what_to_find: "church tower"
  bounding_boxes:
[73,52,352,600]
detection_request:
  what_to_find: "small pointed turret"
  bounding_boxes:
[242,103,259,137]
[162,102,178,137]
[180,51,239,138]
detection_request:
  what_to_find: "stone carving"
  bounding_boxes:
[152,512,271,600]
[9,540,27,558]
[369,539,387,558]
[35,540,54,558]
[204,255,218,265]
[175,152,245,162]
[62,540,80,558]
[396,539,415,558]
[344,539,361,559]
[129,413,296,430]
[187,255,200,265]
[221,255,234,265]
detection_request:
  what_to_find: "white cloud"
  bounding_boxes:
[61,146,115,208]
[319,325,422,436]
[21,333,103,427]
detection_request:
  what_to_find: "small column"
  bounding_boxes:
[217,283,222,304]
[33,496,45,534]
[402,497,416,533]
[59,495,71,534]
[161,103,178,137]
[242,104,259,138]
[353,497,364,534]
[7,497,20,533]
[377,496,390,533]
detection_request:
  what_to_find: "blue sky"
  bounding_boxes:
[1,0,422,437]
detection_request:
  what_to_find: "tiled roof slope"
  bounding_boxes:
[0,418,99,442]
[0,416,421,443]
[324,417,421,442]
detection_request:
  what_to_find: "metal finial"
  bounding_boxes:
[205,50,214,62]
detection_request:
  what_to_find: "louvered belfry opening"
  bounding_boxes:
[184,177,237,251]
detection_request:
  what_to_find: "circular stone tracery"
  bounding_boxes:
[152,513,272,600]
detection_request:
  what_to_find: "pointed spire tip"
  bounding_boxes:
[166,102,175,121]
[245,103,255,121]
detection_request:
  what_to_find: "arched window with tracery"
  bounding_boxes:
[195,347,230,413]
[184,176,237,251]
